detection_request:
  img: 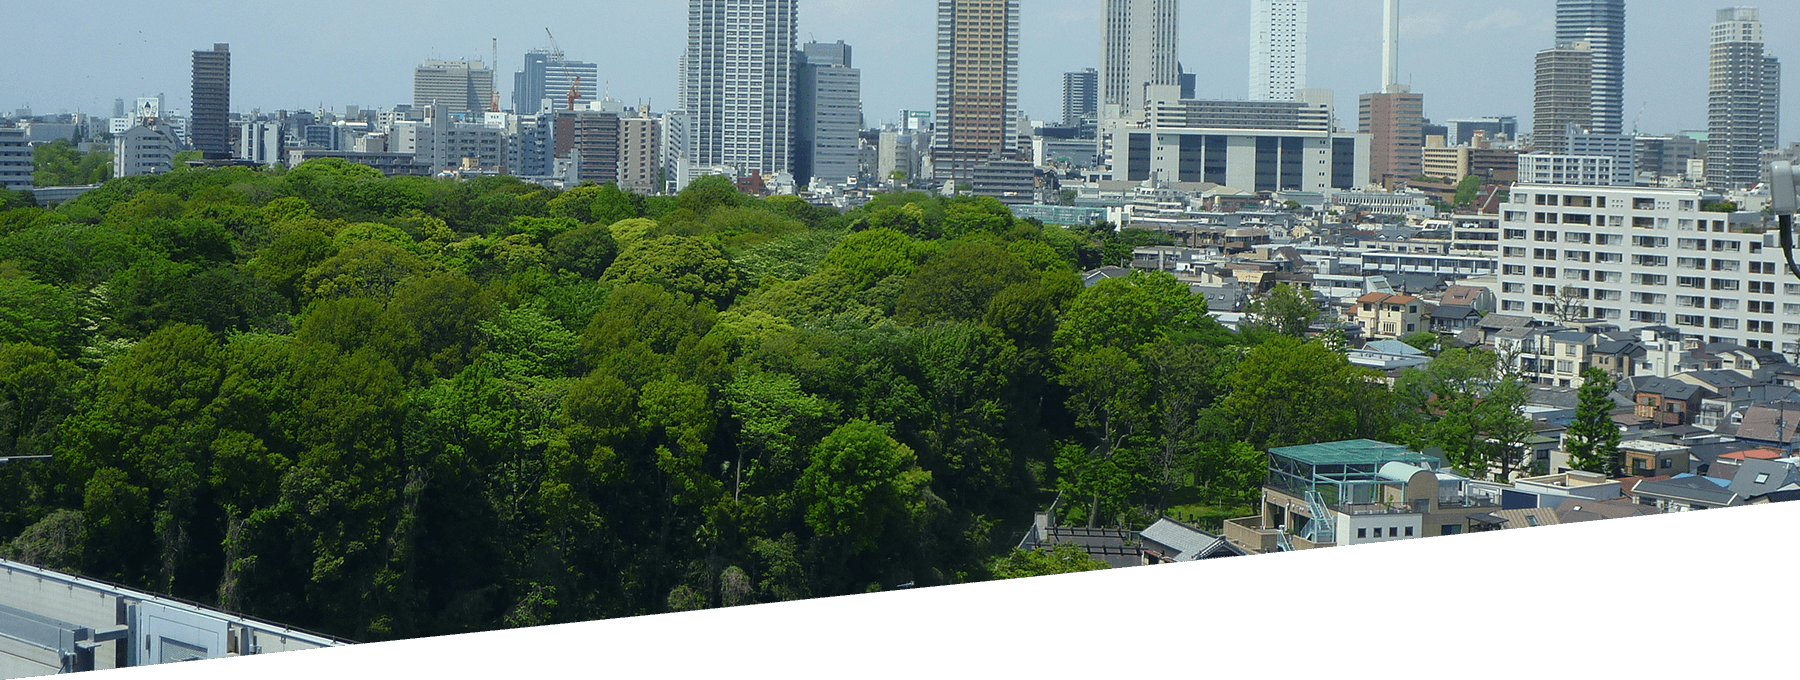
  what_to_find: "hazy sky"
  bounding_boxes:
[5,1,1793,143]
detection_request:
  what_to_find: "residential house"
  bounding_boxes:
[1617,440,1692,478]
[1621,376,1706,427]
[1138,518,1247,564]
[1506,471,1623,508]
[1347,340,1432,373]
[1733,406,1800,453]
[1440,284,1497,314]
[1457,314,1545,348]
[1726,458,1800,502]
[1540,331,1600,388]
[1353,293,1427,340]
[1551,497,1661,523]
[1589,338,1646,381]
[1695,384,1800,431]
[1428,305,1483,334]
[1709,344,1789,381]
[1743,484,1800,504]
[1629,474,1742,512]
[1490,507,1560,529]
[1082,267,1132,288]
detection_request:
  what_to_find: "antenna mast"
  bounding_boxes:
[490,38,501,113]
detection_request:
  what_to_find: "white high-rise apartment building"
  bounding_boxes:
[678,0,798,180]
[1250,0,1307,101]
[0,128,32,191]
[1497,183,1800,355]
[1706,7,1782,191]
[1100,0,1180,120]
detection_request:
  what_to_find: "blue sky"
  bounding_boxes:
[6,1,1793,143]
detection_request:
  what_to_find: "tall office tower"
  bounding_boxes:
[1101,0,1180,118]
[934,0,1021,183]
[1706,7,1782,190]
[413,60,495,117]
[1063,68,1098,128]
[796,41,863,187]
[514,50,600,115]
[1556,0,1625,135]
[1533,42,1595,155]
[190,44,231,158]
[1249,0,1306,101]
[1359,92,1424,182]
[679,0,799,178]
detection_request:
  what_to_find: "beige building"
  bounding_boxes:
[1421,144,1520,182]
[618,112,662,195]
[1354,292,1426,339]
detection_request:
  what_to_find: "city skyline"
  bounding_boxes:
[2,1,1796,144]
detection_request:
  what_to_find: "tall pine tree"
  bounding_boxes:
[1565,366,1622,476]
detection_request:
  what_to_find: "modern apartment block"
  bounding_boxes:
[1705,7,1782,190]
[0,127,31,191]
[934,0,1020,184]
[190,43,230,158]
[1359,91,1425,182]
[1497,183,1800,354]
[1109,85,1370,192]
[1534,42,1595,155]
[1101,0,1180,120]
[1556,0,1626,135]
[236,120,284,167]
[413,60,495,117]
[679,0,799,179]
[513,50,600,115]
[1063,68,1098,129]
[1519,153,1625,186]
[1249,0,1306,101]
[618,111,663,195]
[113,124,181,177]
[796,40,862,188]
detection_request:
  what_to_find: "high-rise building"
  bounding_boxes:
[934,0,1020,184]
[1063,68,1098,128]
[796,40,862,188]
[619,111,663,195]
[1359,0,1421,182]
[1249,0,1306,101]
[190,43,231,158]
[1533,42,1595,155]
[513,50,600,115]
[1706,7,1782,190]
[1360,92,1425,182]
[413,60,495,117]
[0,128,32,191]
[1556,0,1625,135]
[678,0,799,181]
[1101,0,1180,118]
[236,121,284,167]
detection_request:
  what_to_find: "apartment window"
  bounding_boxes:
[1503,265,1526,276]
[1564,232,1591,244]
[1504,247,1527,258]
[1711,260,1740,272]
[1357,528,1367,539]
[1372,527,1382,538]
[1404,526,1414,537]
[1750,300,1776,314]
[1596,234,1625,246]
[1678,238,1706,250]
[1633,255,1668,268]
[1503,282,1525,294]
[1442,525,1462,536]
[1504,229,1527,240]
[1503,300,1525,311]
[1750,262,1776,275]
[1712,279,1741,291]
[1676,314,1705,328]
[1630,274,1667,286]
[1749,320,1776,334]
[1632,236,1667,248]
[1750,281,1775,294]
[1389,527,1399,537]
[1713,240,1741,252]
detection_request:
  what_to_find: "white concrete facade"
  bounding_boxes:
[1250,0,1307,101]
[0,128,31,191]
[1498,183,1800,356]
[679,0,798,178]
[1101,0,1181,120]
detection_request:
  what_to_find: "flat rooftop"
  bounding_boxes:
[1269,440,1439,467]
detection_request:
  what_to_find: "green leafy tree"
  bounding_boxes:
[797,420,933,555]
[605,235,745,308]
[1242,283,1319,338]
[893,241,1034,325]
[989,543,1107,579]
[1453,175,1483,206]
[1393,348,1534,480]
[1220,337,1395,450]
[1565,366,1622,476]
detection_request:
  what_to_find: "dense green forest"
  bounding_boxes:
[0,160,1459,641]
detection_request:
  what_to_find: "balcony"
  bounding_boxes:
[1224,517,1278,553]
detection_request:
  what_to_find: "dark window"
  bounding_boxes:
[1404,526,1414,536]
[1372,528,1382,537]
[1127,133,1151,181]
[1178,135,1205,183]
[1206,135,1229,185]
[1331,137,1356,190]
[1255,137,1280,192]
[1358,528,1367,539]
[1279,137,1304,190]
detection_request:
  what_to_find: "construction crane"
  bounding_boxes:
[544,28,581,112]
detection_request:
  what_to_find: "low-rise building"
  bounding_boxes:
[113,123,181,177]
[1353,293,1427,339]
[0,127,31,191]
[1629,474,1741,511]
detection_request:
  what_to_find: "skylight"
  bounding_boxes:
[1755,473,1770,484]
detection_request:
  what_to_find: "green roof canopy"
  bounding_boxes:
[1268,440,1438,467]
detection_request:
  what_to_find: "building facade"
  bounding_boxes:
[1110,86,1370,193]
[1534,42,1594,155]
[0,127,31,191]
[190,43,230,158]
[679,0,798,179]
[1446,116,1520,146]
[414,60,495,118]
[1705,7,1782,190]
[513,50,600,115]
[1063,68,1098,129]
[796,40,862,188]
[1359,91,1424,182]
[1520,153,1624,186]
[236,120,283,167]
[618,112,663,195]
[934,0,1021,184]
[1497,183,1800,355]
[1101,0,1181,119]
[1556,0,1626,135]
[1249,0,1306,101]
[114,124,181,177]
